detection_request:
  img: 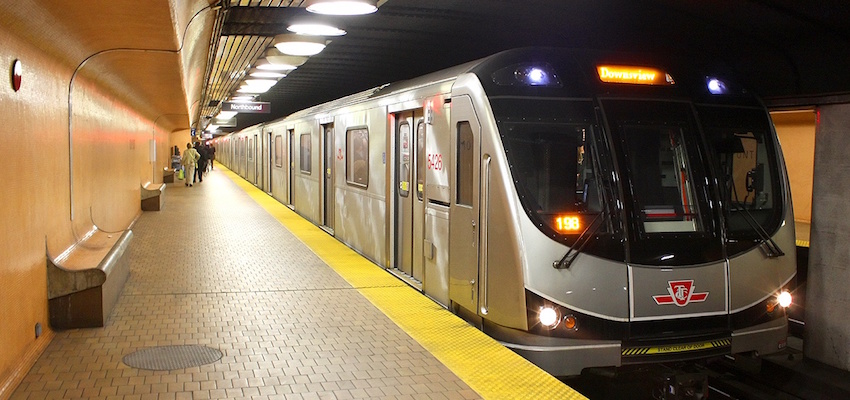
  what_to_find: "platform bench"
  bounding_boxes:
[141,182,165,211]
[163,169,175,184]
[47,229,133,329]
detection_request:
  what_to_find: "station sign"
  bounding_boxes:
[221,101,271,114]
[214,117,237,127]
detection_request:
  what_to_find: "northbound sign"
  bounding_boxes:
[221,101,270,114]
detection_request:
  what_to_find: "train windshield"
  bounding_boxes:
[698,105,784,254]
[494,99,606,242]
[604,100,713,236]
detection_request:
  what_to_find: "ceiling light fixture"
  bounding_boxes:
[237,85,271,94]
[305,0,377,15]
[273,34,326,56]
[287,23,346,36]
[263,51,309,70]
[249,69,287,79]
[244,78,278,87]
[254,59,297,71]
[216,111,238,120]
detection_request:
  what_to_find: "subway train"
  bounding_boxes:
[216,47,796,377]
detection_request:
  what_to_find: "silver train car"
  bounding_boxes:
[218,48,796,376]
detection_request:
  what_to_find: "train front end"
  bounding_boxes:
[468,49,796,376]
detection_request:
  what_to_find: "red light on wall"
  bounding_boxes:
[555,215,581,232]
[11,59,22,92]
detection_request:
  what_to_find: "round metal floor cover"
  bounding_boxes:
[122,345,222,370]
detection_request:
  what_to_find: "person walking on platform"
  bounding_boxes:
[206,144,215,171]
[194,142,208,183]
[181,142,200,187]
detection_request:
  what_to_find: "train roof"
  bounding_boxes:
[241,47,763,131]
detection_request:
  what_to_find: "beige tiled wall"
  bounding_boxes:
[0,22,170,397]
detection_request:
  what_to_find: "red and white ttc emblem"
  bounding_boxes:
[653,280,708,307]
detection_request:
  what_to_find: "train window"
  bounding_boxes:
[248,138,253,161]
[457,121,474,206]
[416,121,425,201]
[699,105,783,242]
[346,127,369,188]
[274,135,283,168]
[502,124,603,234]
[398,122,411,197]
[621,125,703,233]
[300,134,311,174]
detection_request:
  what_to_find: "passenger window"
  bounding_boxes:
[457,121,473,206]
[248,138,253,161]
[346,127,369,187]
[416,121,425,201]
[300,134,311,174]
[398,122,410,197]
[274,135,283,168]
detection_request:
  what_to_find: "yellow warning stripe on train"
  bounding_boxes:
[221,166,586,400]
[622,338,731,356]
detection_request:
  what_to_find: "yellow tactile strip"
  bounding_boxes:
[221,167,586,400]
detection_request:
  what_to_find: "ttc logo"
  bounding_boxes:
[653,280,708,307]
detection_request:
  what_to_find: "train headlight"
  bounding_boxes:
[538,306,560,328]
[778,290,792,308]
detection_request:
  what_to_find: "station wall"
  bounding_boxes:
[0,22,170,397]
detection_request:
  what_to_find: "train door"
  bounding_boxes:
[449,96,481,314]
[322,123,335,233]
[394,111,426,282]
[288,129,295,206]
[267,131,273,194]
[253,133,260,185]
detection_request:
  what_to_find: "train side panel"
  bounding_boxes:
[332,107,388,266]
[292,121,320,224]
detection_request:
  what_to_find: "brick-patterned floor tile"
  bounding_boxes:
[12,170,480,399]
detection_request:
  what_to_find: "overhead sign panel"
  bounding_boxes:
[222,101,271,113]
[214,117,237,127]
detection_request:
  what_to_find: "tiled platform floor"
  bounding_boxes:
[12,167,479,400]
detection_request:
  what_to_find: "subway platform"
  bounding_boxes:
[11,165,583,400]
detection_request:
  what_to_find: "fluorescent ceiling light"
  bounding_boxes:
[288,23,346,36]
[273,34,326,56]
[305,0,377,15]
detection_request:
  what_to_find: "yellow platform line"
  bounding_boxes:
[220,167,586,400]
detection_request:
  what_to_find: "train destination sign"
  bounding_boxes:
[222,101,271,113]
[597,65,674,86]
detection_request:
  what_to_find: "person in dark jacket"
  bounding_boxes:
[194,142,208,183]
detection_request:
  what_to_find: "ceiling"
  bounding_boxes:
[200,0,850,133]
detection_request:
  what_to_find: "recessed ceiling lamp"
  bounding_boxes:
[230,95,256,102]
[287,23,346,36]
[273,34,326,56]
[305,0,377,15]
[254,59,297,71]
[249,69,287,79]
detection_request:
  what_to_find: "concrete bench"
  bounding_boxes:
[163,168,175,183]
[141,182,165,211]
[47,228,133,329]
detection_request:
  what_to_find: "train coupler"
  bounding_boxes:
[656,371,708,400]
